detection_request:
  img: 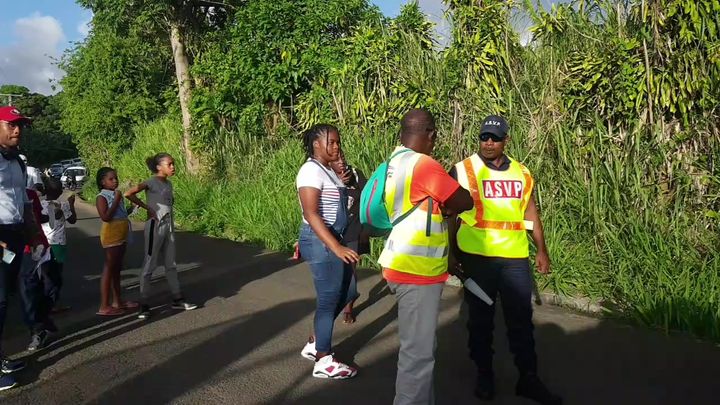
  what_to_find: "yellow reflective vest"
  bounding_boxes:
[454,154,534,259]
[378,147,449,277]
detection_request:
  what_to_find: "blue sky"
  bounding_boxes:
[0,1,555,95]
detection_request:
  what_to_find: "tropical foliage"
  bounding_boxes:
[61,0,720,341]
[0,85,77,166]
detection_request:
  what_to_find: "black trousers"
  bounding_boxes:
[0,228,24,355]
[461,253,538,376]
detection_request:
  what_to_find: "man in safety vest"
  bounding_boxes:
[449,115,561,405]
[379,108,473,405]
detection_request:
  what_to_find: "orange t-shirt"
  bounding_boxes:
[383,154,460,285]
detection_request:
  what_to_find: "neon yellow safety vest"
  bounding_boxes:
[455,154,534,259]
[378,147,449,277]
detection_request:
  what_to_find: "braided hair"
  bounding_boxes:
[96,167,116,190]
[302,124,338,160]
[146,152,173,173]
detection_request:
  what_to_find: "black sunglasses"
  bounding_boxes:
[0,120,28,129]
[479,133,505,142]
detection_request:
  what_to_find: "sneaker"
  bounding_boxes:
[138,305,151,320]
[516,374,562,405]
[0,373,17,392]
[27,330,48,352]
[312,354,357,379]
[171,300,198,311]
[300,341,316,361]
[474,373,495,400]
[1,358,25,374]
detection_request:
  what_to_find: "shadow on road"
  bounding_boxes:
[3,207,720,404]
[92,299,316,404]
[5,222,296,390]
[287,293,720,405]
[352,277,390,320]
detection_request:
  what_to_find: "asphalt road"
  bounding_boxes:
[1,200,719,404]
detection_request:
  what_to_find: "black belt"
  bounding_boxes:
[0,223,24,231]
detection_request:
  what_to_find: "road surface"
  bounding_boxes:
[1,201,719,404]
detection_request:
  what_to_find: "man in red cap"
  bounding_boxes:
[0,106,37,391]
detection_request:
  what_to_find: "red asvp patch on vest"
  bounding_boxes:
[482,180,523,199]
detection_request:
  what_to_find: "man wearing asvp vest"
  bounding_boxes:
[450,116,561,405]
[379,109,472,405]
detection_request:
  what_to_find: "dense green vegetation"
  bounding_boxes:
[0,85,77,166]
[61,0,720,341]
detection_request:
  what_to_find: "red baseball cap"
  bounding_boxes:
[0,106,31,123]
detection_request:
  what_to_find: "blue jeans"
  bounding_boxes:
[299,225,358,353]
[19,253,50,334]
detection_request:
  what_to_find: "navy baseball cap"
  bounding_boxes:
[480,115,509,138]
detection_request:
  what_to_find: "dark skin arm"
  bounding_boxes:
[23,202,40,245]
[353,168,371,254]
[446,167,467,276]
[525,192,550,274]
[299,187,359,264]
[447,213,464,276]
[49,195,77,223]
[66,194,77,224]
[124,182,157,220]
[95,190,123,222]
[441,186,473,217]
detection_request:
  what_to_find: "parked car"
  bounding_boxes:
[70,157,85,167]
[60,159,74,171]
[49,163,63,179]
[61,166,88,190]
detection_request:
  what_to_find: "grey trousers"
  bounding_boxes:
[388,282,444,405]
[140,216,181,301]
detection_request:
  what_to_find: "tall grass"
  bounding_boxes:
[95,10,720,342]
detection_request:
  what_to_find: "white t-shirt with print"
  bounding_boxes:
[41,199,72,245]
[296,160,345,226]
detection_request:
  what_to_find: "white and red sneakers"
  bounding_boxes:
[312,354,357,379]
[300,340,317,361]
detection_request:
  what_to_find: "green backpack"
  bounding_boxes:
[359,149,432,237]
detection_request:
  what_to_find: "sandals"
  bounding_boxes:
[96,307,125,316]
[118,301,140,309]
[96,301,139,316]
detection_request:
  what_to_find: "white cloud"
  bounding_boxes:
[0,13,66,95]
[418,0,451,47]
[77,10,93,38]
[417,0,569,48]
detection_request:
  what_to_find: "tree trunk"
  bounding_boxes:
[169,22,199,174]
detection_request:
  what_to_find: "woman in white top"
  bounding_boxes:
[296,124,359,379]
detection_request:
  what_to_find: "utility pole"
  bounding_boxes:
[0,93,23,106]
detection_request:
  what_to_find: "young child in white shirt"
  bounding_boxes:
[40,176,76,311]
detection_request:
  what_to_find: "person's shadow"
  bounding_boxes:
[351,274,390,319]
[288,290,720,405]
[11,228,296,388]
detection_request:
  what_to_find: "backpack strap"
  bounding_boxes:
[387,148,413,163]
[308,159,345,188]
[15,155,26,175]
[0,149,28,185]
[381,148,413,198]
[385,148,433,237]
